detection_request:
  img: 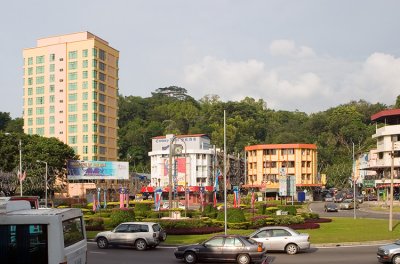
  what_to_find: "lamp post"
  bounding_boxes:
[37,160,48,208]
[352,142,356,220]
[389,137,395,231]
[5,133,23,196]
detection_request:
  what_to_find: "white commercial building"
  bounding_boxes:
[148,134,216,188]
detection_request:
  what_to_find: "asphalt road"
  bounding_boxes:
[87,242,384,264]
[309,201,394,219]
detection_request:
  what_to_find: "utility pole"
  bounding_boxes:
[389,138,395,231]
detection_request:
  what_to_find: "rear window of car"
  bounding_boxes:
[246,238,257,245]
[152,224,161,232]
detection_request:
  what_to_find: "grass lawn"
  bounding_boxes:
[87,217,400,245]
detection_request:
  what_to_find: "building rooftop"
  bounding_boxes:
[371,109,400,125]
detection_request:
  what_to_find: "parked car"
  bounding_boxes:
[174,234,266,264]
[95,222,167,250]
[334,194,345,203]
[324,202,338,212]
[339,199,359,210]
[377,239,400,263]
[248,226,310,255]
[356,195,364,204]
[364,194,378,201]
[162,201,185,209]
[324,194,334,202]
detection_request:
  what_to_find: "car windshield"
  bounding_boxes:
[246,238,257,244]
[152,224,161,232]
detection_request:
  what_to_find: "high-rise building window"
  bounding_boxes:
[36,76,44,84]
[28,128,33,134]
[99,136,106,144]
[27,108,33,116]
[99,115,106,123]
[92,146,98,154]
[68,125,77,133]
[83,146,88,154]
[68,61,77,70]
[92,70,97,78]
[99,61,106,71]
[92,80,98,89]
[28,67,33,75]
[82,60,88,68]
[82,103,88,111]
[99,104,106,113]
[68,103,77,112]
[49,54,55,62]
[36,127,45,136]
[49,116,55,124]
[92,113,97,121]
[49,85,55,93]
[92,135,98,143]
[68,82,77,90]
[36,86,44,94]
[68,93,78,101]
[68,136,77,144]
[99,72,106,81]
[99,83,105,92]
[82,92,88,100]
[36,117,45,125]
[36,55,45,64]
[92,91,97,100]
[49,126,55,135]
[99,94,106,102]
[82,113,88,121]
[82,81,88,89]
[82,135,88,143]
[92,59,97,68]
[82,49,88,58]
[28,118,33,126]
[28,98,33,105]
[68,114,77,122]
[49,105,55,113]
[92,102,97,111]
[99,125,106,134]
[99,49,106,61]
[36,66,44,74]
[36,96,44,104]
[68,72,77,80]
[92,124,97,132]
[92,48,98,58]
[28,88,33,95]
[28,57,33,65]
[49,64,55,72]
[83,124,88,132]
[82,71,88,79]
[49,74,55,83]
[68,51,78,60]
[36,107,44,115]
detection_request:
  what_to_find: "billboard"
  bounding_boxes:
[67,160,129,180]
[161,157,187,186]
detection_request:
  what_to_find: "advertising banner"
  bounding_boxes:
[67,160,129,180]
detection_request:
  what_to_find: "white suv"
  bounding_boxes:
[95,222,167,250]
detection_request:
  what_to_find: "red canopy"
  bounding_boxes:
[140,186,155,193]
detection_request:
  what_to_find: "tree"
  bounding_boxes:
[395,95,400,109]
[0,112,11,131]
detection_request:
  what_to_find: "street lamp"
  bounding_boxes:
[5,133,23,196]
[37,160,48,208]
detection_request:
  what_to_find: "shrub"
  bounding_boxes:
[216,208,246,223]
[301,212,320,220]
[202,204,218,218]
[110,208,135,227]
[134,203,151,218]
[277,205,297,215]
[266,207,279,214]
[273,215,304,225]
[85,217,104,231]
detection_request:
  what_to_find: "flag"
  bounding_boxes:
[97,189,101,211]
[213,191,217,207]
[103,191,107,209]
[214,169,220,191]
[18,170,26,181]
[119,193,124,208]
[154,189,162,211]
[92,194,96,212]
[251,191,255,209]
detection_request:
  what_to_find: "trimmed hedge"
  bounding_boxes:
[85,217,104,231]
[216,208,246,223]
[110,208,135,227]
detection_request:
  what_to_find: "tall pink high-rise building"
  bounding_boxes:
[23,32,119,161]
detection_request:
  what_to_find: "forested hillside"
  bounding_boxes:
[1,87,399,188]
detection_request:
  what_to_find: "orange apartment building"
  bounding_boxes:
[245,144,322,199]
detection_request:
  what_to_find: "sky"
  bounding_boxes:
[1,0,400,118]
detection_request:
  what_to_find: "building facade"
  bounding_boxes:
[366,109,400,194]
[245,144,320,199]
[22,32,119,161]
[148,134,216,188]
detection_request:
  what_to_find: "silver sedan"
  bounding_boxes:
[248,226,310,255]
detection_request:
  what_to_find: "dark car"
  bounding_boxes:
[324,202,338,212]
[174,235,266,264]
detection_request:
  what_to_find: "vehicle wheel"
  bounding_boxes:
[96,237,109,249]
[393,255,400,264]
[184,251,197,264]
[160,231,167,241]
[135,239,147,251]
[236,253,250,264]
[285,243,298,255]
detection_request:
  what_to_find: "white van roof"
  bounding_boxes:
[0,200,31,213]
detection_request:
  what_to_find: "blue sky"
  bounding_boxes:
[2,0,400,118]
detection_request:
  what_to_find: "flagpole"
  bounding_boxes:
[19,139,22,196]
[224,110,227,235]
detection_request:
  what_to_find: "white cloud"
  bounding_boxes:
[183,41,400,113]
[269,39,315,58]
